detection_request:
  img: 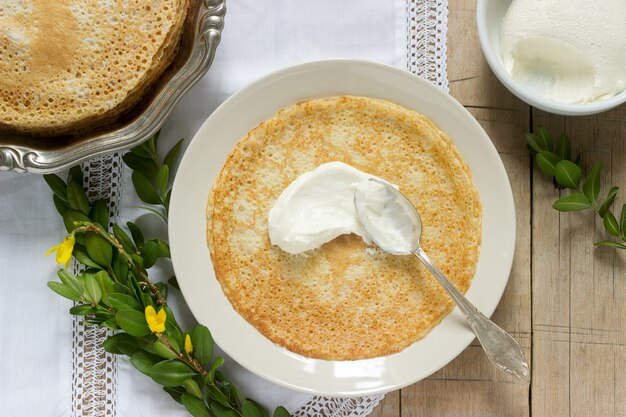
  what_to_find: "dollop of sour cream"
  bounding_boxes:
[500,0,626,103]
[268,162,387,254]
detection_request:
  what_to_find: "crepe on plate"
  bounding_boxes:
[207,96,482,360]
[0,0,188,135]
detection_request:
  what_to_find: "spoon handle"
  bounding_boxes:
[412,248,529,380]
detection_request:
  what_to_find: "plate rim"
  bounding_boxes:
[169,58,516,396]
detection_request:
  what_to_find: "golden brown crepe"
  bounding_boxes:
[207,96,482,360]
[0,0,189,135]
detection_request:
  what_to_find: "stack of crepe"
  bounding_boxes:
[0,0,189,136]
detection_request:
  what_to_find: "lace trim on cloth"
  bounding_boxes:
[293,396,384,417]
[290,1,449,416]
[71,154,123,417]
[407,0,449,93]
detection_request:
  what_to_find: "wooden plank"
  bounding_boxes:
[369,390,400,417]
[531,107,626,417]
[400,0,532,415]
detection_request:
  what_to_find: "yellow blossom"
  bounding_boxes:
[45,234,76,267]
[184,334,193,355]
[145,305,166,333]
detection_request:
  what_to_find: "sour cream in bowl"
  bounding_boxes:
[477,0,626,115]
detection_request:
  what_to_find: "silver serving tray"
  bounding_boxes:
[0,0,226,173]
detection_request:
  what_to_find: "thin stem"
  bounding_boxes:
[156,333,207,377]
[73,222,167,305]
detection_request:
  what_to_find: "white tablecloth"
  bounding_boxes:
[0,0,449,415]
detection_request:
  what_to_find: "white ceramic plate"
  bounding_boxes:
[169,59,516,396]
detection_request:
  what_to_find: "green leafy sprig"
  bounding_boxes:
[528,127,626,249]
[43,134,291,417]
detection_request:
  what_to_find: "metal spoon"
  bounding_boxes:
[354,178,529,380]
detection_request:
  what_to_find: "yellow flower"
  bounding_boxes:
[145,305,166,333]
[184,334,193,355]
[45,234,76,267]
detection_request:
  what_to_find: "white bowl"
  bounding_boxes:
[476,0,626,116]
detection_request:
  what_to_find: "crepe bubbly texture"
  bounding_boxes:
[0,0,189,135]
[206,96,482,360]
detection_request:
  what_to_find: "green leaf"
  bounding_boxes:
[141,240,159,269]
[137,205,168,222]
[72,248,102,270]
[66,181,90,214]
[182,393,212,417]
[111,251,129,283]
[168,276,180,291]
[102,318,120,330]
[67,166,83,187]
[63,209,91,234]
[526,134,541,154]
[90,199,109,229]
[164,138,184,169]
[164,386,185,405]
[109,293,142,311]
[116,309,151,337]
[165,319,184,349]
[536,151,561,177]
[94,270,113,305]
[222,382,245,409]
[598,187,619,218]
[154,239,170,258]
[537,127,553,152]
[594,240,626,249]
[555,133,571,161]
[191,325,214,366]
[554,160,581,189]
[574,153,582,167]
[620,204,626,233]
[210,402,239,417]
[53,194,69,217]
[552,193,592,212]
[123,153,159,179]
[84,273,102,305]
[85,232,113,267]
[582,161,602,205]
[273,407,291,417]
[127,221,145,248]
[207,356,224,382]
[130,134,159,160]
[132,171,161,205]
[103,333,140,356]
[136,335,158,354]
[112,224,136,254]
[69,304,100,316]
[206,385,233,408]
[154,336,180,359]
[130,350,161,376]
[44,174,67,201]
[182,379,204,400]
[157,165,169,197]
[112,282,134,297]
[149,359,196,387]
[243,400,269,417]
[57,268,83,296]
[603,211,620,236]
[47,281,81,301]
[165,189,172,213]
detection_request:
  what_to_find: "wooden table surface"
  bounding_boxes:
[370,1,626,416]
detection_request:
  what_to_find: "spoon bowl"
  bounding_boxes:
[354,178,529,380]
